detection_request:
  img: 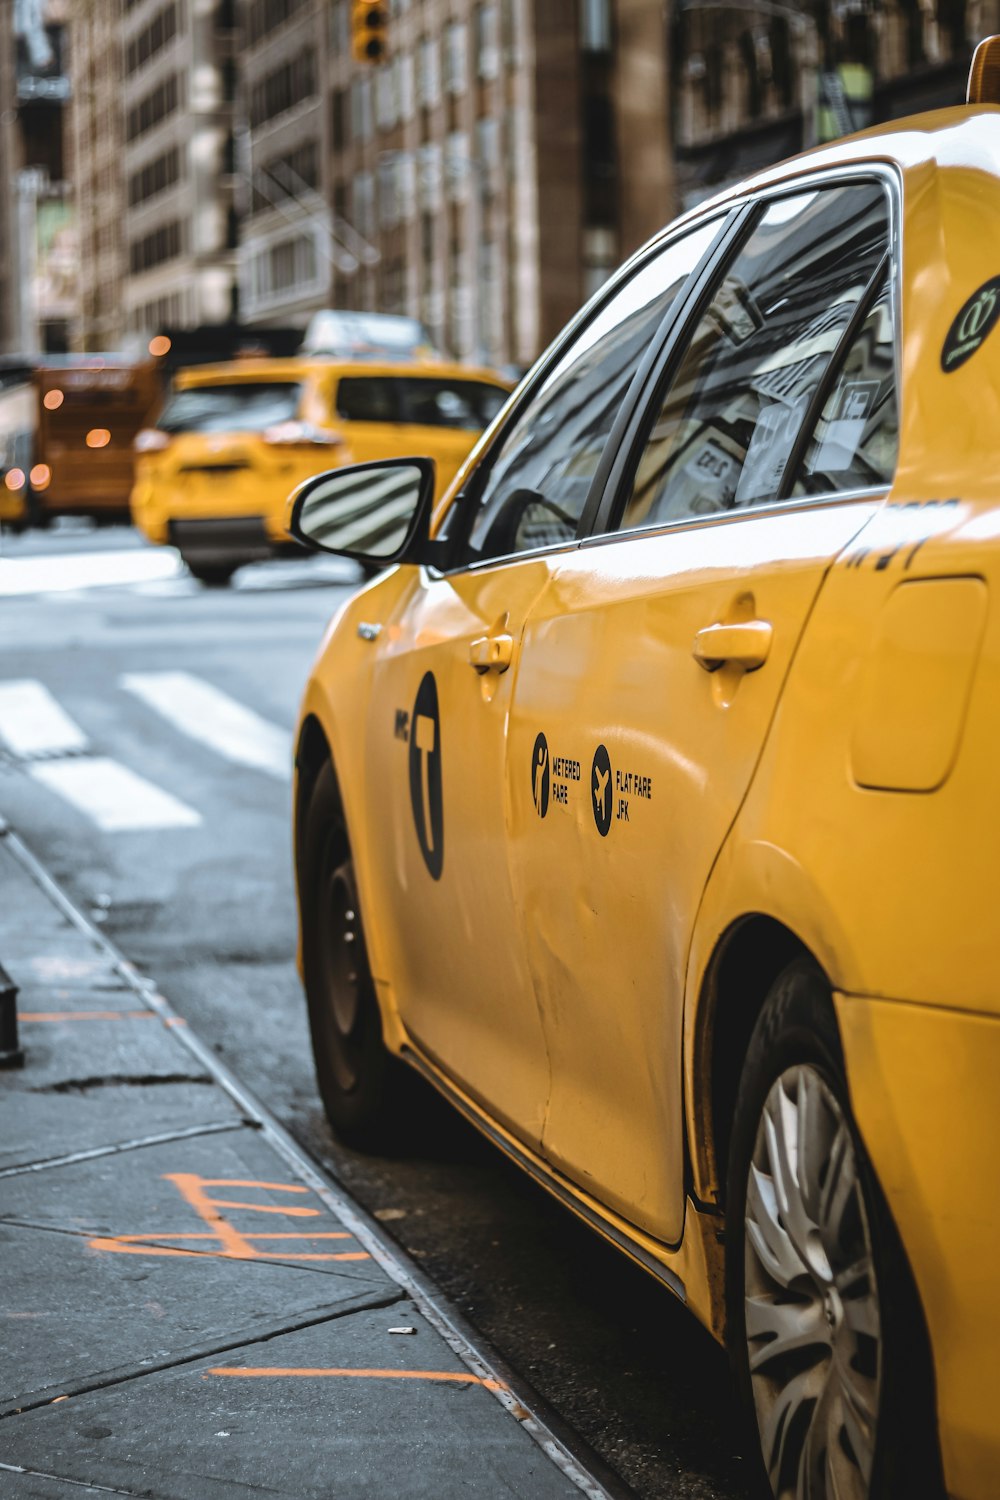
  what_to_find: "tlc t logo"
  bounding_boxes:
[408,671,444,879]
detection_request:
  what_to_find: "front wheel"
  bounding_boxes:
[300,761,412,1150]
[726,958,944,1500]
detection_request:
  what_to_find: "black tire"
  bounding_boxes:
[185,559,236,587]
[725,957,944,1500]
[300,760,412,1150]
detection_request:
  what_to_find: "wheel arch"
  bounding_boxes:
[690,913,815,1211]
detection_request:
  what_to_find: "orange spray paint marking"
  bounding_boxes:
[208,1368,508,1391]
[88,1175,370,1263]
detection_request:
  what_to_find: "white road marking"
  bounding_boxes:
[121,671,292,780]
[30,757,201,831]
[0,548,180,597]
[0,680,89,758]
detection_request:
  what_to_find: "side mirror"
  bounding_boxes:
[286,457,436,568]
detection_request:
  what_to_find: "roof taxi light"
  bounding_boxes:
[134,428,171,453]
[968,35,1000,103]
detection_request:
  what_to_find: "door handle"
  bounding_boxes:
[469,632,514,674]
[692,619,772,672]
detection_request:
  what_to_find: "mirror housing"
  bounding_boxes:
[286,457,437,569]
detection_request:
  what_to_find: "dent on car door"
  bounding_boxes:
[507,179,899,1246]
[357,217,726,1150]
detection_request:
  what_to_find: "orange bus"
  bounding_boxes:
[32,358,162,522]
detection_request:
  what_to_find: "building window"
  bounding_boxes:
[331,87,349,150]
[445,22,468,94]
[126,74,180,142]
[399,51,415,119]
[128,145,181,207]
[249,51,317,128]
[376,60,398,129]
[580,0,612,52]
[446,131,469,202]
[351,75,374,142]
[475,3,500,78]
[476,116,500,196]
[246,0,309,48]
[129,219,183,274]
[330,0,350,57]
[124,3,178,77]
[354,171,375,238]
[418,142,443,212]
[418,36,440,107]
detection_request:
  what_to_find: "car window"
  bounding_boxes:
[456,216,724,564]
[792,270,897,495]
[335,377,399,423]
[397,377,508,429]
[619,183,890,533]
[157,382,301,433]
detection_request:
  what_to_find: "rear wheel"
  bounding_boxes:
[184,559,236,587]
[726,958,944,1500]
[300,761,412,1149]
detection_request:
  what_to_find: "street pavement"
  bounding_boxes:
[0,525,755,1500]
[0,825,605,1499]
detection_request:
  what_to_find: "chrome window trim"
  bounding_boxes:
[434,205,741,573]
[575,485,892,556]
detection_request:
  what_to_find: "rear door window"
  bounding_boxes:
[397,378,508,429]
[158,383,302,433]
[334,376,508,429]
[617,183,891,533]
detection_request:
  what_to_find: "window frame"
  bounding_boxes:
[434,205,743,575]
[586,162,903,549]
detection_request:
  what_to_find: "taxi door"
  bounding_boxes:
[505,181,897,1244]
[360,558,553,1146]
[358,217,726,1148]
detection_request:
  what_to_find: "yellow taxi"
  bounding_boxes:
[288,49,1000,1500]
[130,358,511,585]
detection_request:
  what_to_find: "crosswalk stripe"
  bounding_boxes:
[30,757,202,831]
[121,671,292,780]
[0,549,180,597]
[0,679,89,758]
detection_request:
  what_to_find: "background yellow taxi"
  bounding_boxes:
[286,59,1000,1500]
[130,357,511,585]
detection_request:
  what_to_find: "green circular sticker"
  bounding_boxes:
[941,276,1000,372]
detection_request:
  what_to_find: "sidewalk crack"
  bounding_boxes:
[0,1119,250,1178]
[0,1288,406,1421]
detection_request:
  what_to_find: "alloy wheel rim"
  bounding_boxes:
[322,861,363,1090]
[744,1064,882,1500]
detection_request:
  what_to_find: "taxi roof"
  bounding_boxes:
[666,105,1000,235]
[174,357,512,391]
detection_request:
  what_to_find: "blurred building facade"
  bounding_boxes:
[118,0,238,337]
[5,0,1000,365]
[0,0,76,354]
[673,0,1000,207]
[73,0,126,350]
[237,0,673,367]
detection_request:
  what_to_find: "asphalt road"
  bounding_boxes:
[0,522,757,1500]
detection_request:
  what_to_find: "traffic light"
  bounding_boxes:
[351,1,388,65]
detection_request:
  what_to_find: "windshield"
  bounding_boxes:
[157,382,302,433]
[336,376,507,429]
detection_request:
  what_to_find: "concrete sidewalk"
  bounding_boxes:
[0,825,617,1500]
